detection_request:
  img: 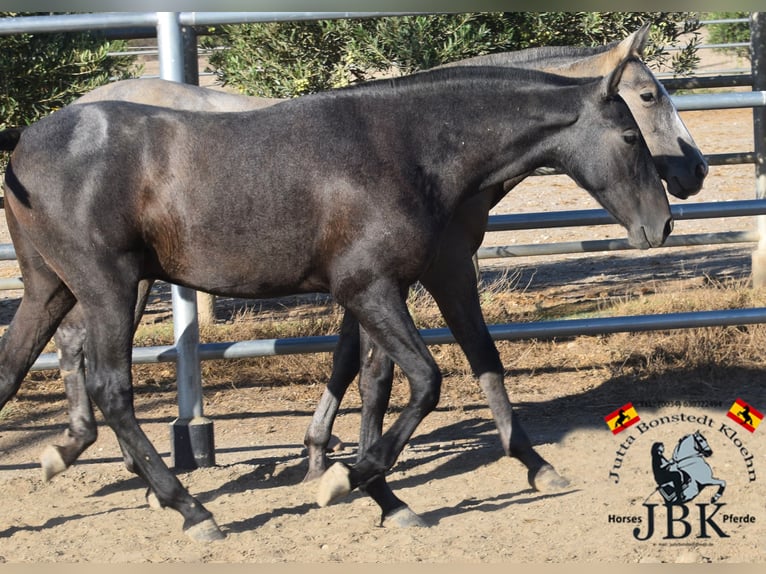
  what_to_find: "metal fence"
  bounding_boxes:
[2,12,766,466]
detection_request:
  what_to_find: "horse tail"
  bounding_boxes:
[0,127,25,151]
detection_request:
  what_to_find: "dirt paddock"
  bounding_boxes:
[0,94,765,562]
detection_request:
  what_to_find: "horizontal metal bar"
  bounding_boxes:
[0,277,22,290]
[477,230,759,259]
[661,75,753,91]
[29,306,766,371]
[0,12,160,35]
[486,199,766,232]
[671,91,766,111]
[0,12,418,36]
[707,152,756,165]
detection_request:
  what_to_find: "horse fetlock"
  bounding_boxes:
[184,517,225,541]
[316,462,352,507]
[381,506,427,528]
[39,445,69,482]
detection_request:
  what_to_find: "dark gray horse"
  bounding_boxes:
[1,59,671,540]
[3,27,704,506]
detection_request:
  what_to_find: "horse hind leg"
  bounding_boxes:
[73,266,222,540]
[711,478,726,503]
[41,308,98,481]
[0,206,76,412]
[355,329,426,527]
[41,279,157,482]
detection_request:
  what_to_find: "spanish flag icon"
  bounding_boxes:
[604,402,640,435]
[726,398,763,433]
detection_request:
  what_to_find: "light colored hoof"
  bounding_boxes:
[316,462,351,507]
[382,506,427,528]
[184,518,225,541]
[146,490,162,510]
[531,464,570,492]
[40,445,68,482]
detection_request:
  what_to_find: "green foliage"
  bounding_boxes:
[202,12,702,98]
[704,12,751,59]
[0,12,137,129]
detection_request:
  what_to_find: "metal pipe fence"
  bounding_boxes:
[1,12,766,465]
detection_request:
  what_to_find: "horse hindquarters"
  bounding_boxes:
[0,200,76,411]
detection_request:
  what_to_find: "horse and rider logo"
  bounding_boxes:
[648,431,726,505]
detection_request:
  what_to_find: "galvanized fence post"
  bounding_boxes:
[750,12,766,286]
[156,11,215,470]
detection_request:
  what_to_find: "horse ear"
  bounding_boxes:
[598,23,651,99]
[628,22,651,58]
[600,56,628,100]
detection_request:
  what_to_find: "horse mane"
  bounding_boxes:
[438,40,617,69]
[326,64,597,100]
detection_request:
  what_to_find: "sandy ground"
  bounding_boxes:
[0,52,765,562]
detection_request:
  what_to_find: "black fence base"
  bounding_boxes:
[170,417,216,470]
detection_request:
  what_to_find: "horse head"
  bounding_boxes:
[562,55,673,250]
[604,23,708,199]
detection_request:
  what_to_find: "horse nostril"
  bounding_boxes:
[697,161,709,179]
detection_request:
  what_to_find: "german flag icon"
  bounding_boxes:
[726,398,763,433]
[605,402,640,435]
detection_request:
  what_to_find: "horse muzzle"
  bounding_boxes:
[629,217,673,250]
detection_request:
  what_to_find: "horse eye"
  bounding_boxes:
[623,130,639,145]
[640,92,655,103]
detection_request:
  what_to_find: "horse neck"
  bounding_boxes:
[345,75,583,209]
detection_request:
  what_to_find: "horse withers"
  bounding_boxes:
[1,59,670,540]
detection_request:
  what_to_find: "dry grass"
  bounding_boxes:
[3,266,766,424]
[126,270,766,411]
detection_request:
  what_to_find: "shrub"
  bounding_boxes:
[202,12,702,98]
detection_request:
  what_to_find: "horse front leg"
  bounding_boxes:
[302,309,361,482]
[355,329,426,526]
[420,245,569,492]
[317,279,441,514]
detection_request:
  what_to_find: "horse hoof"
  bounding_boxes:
[40,445,68,482]
[530,464,570,492]
[146,489,162,510]
[382,506,427,528]
[184,518,225,541]
[316,462,351,507]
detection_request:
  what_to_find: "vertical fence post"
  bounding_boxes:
[156,11,215,469]
[751,12,766,287]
